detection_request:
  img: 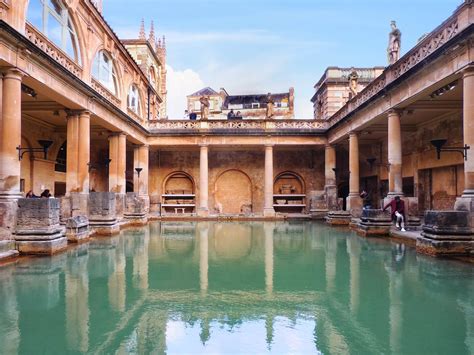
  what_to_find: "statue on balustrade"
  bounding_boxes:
[265,93,274,119]
[200,96,210,120]
[387,20,402,65]
[348,68,359,98]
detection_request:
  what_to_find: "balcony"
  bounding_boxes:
[148,119,328,135]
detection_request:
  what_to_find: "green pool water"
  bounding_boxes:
[0,221,473,354]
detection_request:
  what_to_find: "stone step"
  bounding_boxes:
[0,249,19,261]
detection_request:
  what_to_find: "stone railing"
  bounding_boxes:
[328,9,463,127]
[127,108,145,124]
[91,78,121,108]
[148,119,328,133]
[25,23,82,78]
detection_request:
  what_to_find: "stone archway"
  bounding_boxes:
[214,169,252,214]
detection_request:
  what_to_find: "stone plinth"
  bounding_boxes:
[326,210,351,225]
[309,191,328,219]
[0,199,19,260]
[65,215,90,242]
[356,209,392,237]
[15,198,67,255]
[124,192,148,225]
[417,210,474,256]
[88,192,120,236]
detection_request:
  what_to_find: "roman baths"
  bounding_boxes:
[0,0,473,353]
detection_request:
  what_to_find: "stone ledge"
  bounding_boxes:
[0,249,19,261]
[16,237,67,255]
[416,236,474,257]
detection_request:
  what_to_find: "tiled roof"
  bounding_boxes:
[188,87,218,97]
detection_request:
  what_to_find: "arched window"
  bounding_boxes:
[127,85,141,114]
[92,50,118,95]
[27,0,81,64]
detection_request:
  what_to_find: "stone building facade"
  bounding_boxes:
[0,0,473,258]
[187,87,295,120]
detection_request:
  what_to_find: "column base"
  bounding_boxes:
[0,199,18,241]
[0,240,18,261]
[263,208,276,217]
[346,194,362,217]
[197,208,209,217]
[324,184,339,211]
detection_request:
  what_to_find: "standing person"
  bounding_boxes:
[360,189,371,209]
[40,189,52,198]
[227,109,235,120]
[25,190,37,198]
[383,195,406,232]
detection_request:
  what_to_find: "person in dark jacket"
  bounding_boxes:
[383,195,406,231]
[40,189,52,198]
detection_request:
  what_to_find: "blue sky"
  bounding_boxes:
[103,0,462,118]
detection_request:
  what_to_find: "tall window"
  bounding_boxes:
[27,0,81,64]
[92,50,118,95]
[128,85,141,114]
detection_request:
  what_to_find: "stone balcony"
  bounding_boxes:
[148,119,329,135]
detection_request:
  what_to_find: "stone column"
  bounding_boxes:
[325,144,338,210]
[0,69,23,198]
[387,109,403,197]
[66,111,79,194]
[77,111,90,193]
[347,132,362,215]
[133,144,149,196]
[455,68,474,215]
[199,144,209,216]
[108,133,126,193]
[264,144,275,217]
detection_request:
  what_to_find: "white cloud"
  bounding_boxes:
[166,65,204,119]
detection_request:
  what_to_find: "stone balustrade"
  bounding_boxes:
[25,23,83,78]
[148,119,328,133]
[91,78,122,108]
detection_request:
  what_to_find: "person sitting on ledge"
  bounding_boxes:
[235,111,243,119]
[40,189,52,198]
[227,109,235,120]
[383,195,406,232]
[25,190,37,198]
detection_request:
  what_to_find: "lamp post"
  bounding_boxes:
[430,139,470,161]
[17,140,53,160]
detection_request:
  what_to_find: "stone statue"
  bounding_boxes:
[348,68,359,97]
[200,96,210,120]
[265,93,274,119]
[387,21,401,65]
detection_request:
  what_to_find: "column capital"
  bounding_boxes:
[387,108,402,117]
[199,143,209,148]
[325,143,335,150]
[65,109,82,118]
[348,131,359,138]
[2,67,25,80]
[462,65,474,79]
[264,144,274,148]
[109,131,126,138]
[78,110,91,118]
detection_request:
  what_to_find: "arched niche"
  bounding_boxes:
[214,169,252,214]
[273,171,305,194]
[163,171,195,195]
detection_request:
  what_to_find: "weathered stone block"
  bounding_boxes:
[65,215,90,242]
[418,210,474,257]
[309,190,328,219]
[356,209,392,237]
[0,200,17,241]
[422,210,473,239]
[326,210,351,225]
[124,192,148,225]
[88,192,119,235]
[15,198,66,255]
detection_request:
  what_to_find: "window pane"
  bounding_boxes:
[66,30,77,60]
[47,13,62,48]
[48,0,62,17]
[27,0,43,30]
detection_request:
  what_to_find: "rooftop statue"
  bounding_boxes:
[266,93,274,119]
[200,96,210,120]
[387,20,402,65]
[348,68,359,97]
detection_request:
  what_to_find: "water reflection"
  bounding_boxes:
[0,221,472,354]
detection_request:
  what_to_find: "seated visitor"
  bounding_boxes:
[383,195,406,232]
[25,190,37,198]
[189,112,197,120]
[235,111,243,119]
[227,109,235,119]
[40,189,52,198]
[360,190,372,209]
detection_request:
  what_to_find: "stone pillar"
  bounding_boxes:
[347,132,362,216]
[264,144,275,217]
[457,68,474,202]
[108,133,126,194]
[198,144,209,216]
[66,111,79,194]
[0,69,23,198]
[387,109,403,197]
[0,69,23,251]
[77,111,90,193]
[109,133,126,218]
[133,144,149,199]
[325,144,338,210]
